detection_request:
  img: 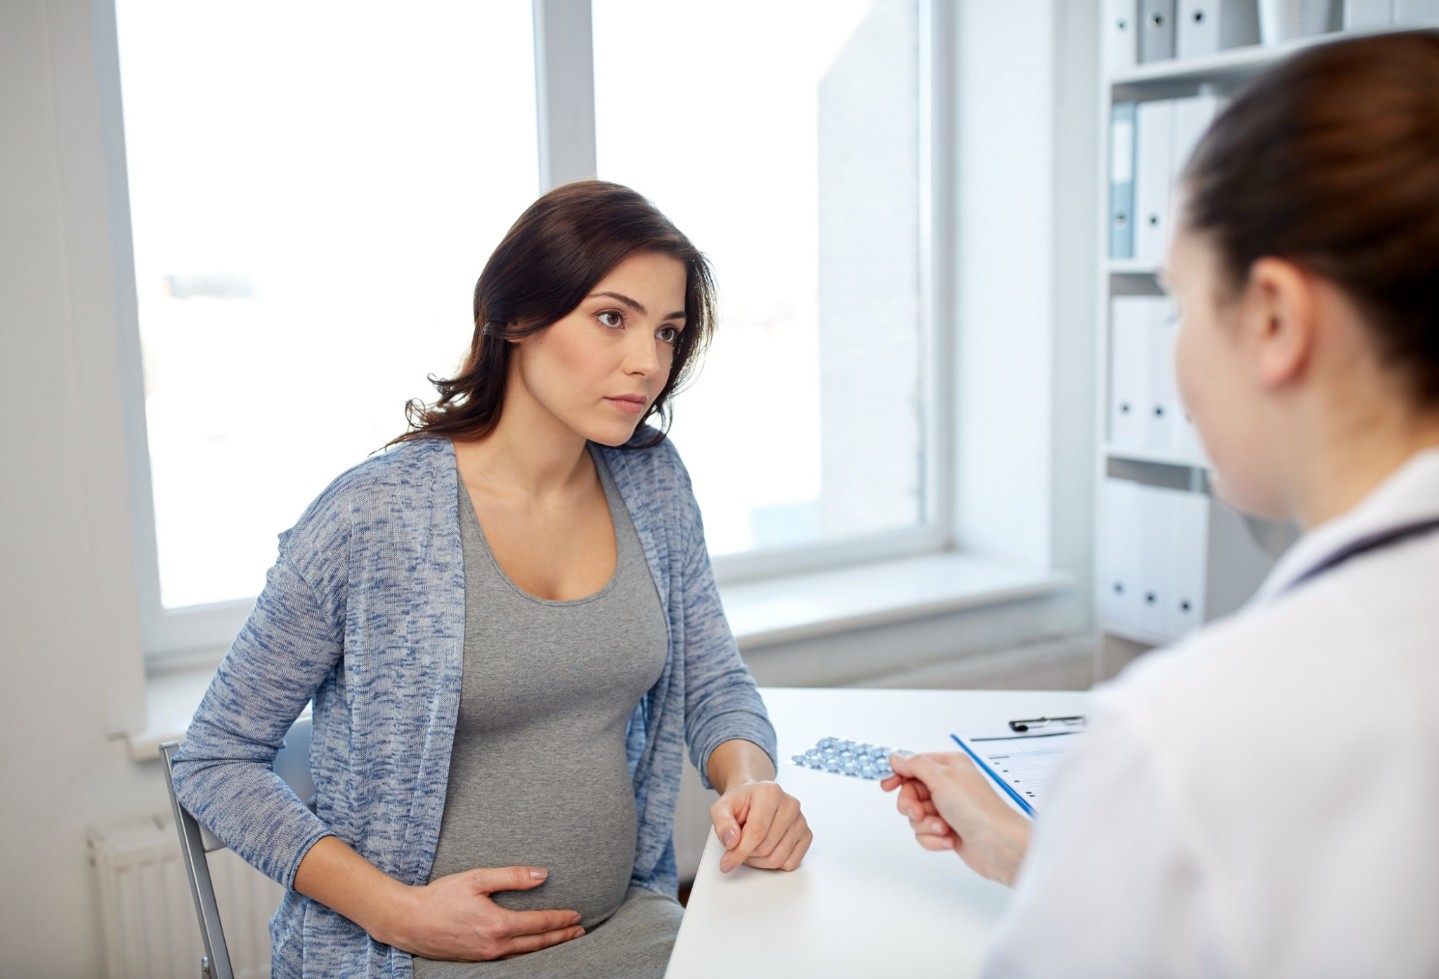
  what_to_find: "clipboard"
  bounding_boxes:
[950,717,1087,817]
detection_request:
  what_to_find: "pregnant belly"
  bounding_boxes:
[430,758,640,930]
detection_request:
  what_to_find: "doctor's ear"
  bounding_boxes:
[1241,257,1318,390]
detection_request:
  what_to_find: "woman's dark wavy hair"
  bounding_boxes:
[393,180,716,448]
[1181,31,1439,406]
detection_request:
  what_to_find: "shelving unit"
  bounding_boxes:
[1091,12,1438,681]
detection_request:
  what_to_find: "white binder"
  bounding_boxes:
[1136,485,1172,635]
[1259,0,1342,42]
[1144,298,1181,454]
[1168,311,1210,465]
[1343,0,1393,25]
[1394,0,1439,20]
[1100,478,1145,632]
[1172,92,1227,180]
[1140,0,1178,61]
[1105,0,1140,72]
[1177,0,1262,57]
[1110,297,1153,450]
[1163,486,1212,637]
[1134,99,1175,266]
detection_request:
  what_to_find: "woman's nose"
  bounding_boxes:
[624,329,661,376]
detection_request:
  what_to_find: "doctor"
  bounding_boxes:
[883,32,1439,978]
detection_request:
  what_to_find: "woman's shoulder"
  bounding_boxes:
[309,437,451,505]
[283,438,454,550]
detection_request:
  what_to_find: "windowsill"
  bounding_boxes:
[126,552,1068,761]
[723,552,1067,650]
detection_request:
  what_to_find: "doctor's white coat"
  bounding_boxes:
[985,450,1439,979]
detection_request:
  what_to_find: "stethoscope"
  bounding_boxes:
[1283,516,1439,595]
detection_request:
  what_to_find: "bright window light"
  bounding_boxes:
[593,0,926,557]
[115,0,538,609]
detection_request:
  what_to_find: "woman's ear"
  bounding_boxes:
[1242,257,1318,390]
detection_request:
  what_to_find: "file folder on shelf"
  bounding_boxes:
[1109,102,1138,259]
[1144,299,1180,455]
[1140,0,1178,61]
[1176,0,1261,58]
[1105,0,1139,70]
[1343,0,1393,26]
[1172,92,1227,179]
[1099,479,1278,642]
[1105,0,1140,72]
[1134,99,1174,266]
[1394,0,1439,22]
[1109,296,1154,451]
[1164,486,1212,636]
[1101,478,1145,629]
[1166,311,1210,466]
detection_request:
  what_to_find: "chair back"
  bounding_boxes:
[159,715,313,979]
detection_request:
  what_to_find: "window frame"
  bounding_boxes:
[104,0,958,667]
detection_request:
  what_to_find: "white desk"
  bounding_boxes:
[665,687,1089,978]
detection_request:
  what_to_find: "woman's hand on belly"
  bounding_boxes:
[380,865,585,962]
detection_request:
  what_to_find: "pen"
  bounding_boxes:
[1007,714,1087,733]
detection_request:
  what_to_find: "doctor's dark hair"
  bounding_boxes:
[394,180,715,447]
[1180,32,1439,406]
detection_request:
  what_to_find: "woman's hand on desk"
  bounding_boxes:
[880,752,1032,887]
[707,739,814,873]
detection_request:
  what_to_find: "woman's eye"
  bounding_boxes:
[597,310,624,329]
[656,325,681,345]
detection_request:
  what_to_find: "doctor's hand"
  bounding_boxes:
[706,738,813,873]
[880,752,1032,887]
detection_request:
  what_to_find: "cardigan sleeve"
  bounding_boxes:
[171,485,351,889]
[668,450,778,787]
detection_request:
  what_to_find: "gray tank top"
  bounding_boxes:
[425,450,668,931]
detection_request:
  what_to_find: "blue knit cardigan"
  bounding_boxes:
[172,434,777,978]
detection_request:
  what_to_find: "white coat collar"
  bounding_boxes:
[1254,448,1439,604]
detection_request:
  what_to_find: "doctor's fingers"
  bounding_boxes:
[900,753,997,810]
[893,779,938,821]
[912,825,960,853]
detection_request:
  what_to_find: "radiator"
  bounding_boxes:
[88,816,282,979]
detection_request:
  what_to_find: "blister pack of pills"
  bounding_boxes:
[790,736,910,781]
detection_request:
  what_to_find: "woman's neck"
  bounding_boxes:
[454,411,593,502]
[1291,402,1439,529]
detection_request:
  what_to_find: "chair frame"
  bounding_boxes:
[160,717,313,979]
[159,739,235,979]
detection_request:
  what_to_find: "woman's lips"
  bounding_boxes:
[605,395,647,415]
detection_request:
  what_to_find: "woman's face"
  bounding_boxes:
[1167,222,1286,517]
[509,250,688,447]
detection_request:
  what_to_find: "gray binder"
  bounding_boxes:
[1140,0,1177,61]
[1177,0,1261,57]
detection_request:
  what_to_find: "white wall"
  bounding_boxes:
[0,1,1097,974]
[2,3,154,976]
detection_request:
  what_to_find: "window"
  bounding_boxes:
[114,0,539,657]
[592,0,934,562]
[111,0,947,662]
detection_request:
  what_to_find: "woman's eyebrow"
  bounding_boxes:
[589,290,686,322]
